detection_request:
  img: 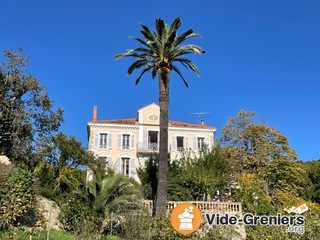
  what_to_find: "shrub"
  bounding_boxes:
[0,167,34,230]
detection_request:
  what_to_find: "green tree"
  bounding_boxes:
[137,147,231,202]
[302,160,320,204]
[267,158,308,201]
[115,17,204,215]
[219,110,297,176]
[233,173,274,215]
[219,110,309,212]
[0,48,63,170]
[179,146,232,201]
[61,172,141,235]
[34,132,95,200]
[137,156,193,205]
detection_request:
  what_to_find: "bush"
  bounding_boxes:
[0,167,34,230]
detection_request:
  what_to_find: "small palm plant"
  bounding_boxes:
[115,17,204,215]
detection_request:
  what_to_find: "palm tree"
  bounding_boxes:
[87,173,141,233]
[115,17,204,215]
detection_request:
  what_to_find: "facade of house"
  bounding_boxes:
[87,103,216,182]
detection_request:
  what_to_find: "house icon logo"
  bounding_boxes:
[170,203,202,234]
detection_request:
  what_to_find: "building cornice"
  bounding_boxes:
[88,123,139,130]
[88,122,215,134]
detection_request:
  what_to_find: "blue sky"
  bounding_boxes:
[1,0,319,161]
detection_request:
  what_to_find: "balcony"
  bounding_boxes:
[137,142,159,153]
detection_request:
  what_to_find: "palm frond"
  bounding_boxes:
[135,65,154,85]
[127,59,150,76]
[175,29,201,46]
[129,37,149,48]
[166,18,181,44]
[115,52,152,60]
[115,17,203,85]
[139,23,157,43]
[156,18,165,43]
[173,58,200,76]
[179,45,204,54]
[152,68,157,79]
[172,45,204,59]
[169,17,182,34]
[171,64,189,88]
[114,49,134,60]
[134,47,153,55]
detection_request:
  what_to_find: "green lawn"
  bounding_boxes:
[0,229,122,240]
[0,229,75,240]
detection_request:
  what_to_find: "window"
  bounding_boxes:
[198,137,205,150]
[116,157,135,178]
[177,136,184,150]
[193,137,209,151]
[100,134,108,149]
[122,134,130,149]
[122,157,130,176]
[118,133,135,150]
[94,133,112,149]
[172,136,188,151]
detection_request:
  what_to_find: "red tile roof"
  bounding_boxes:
[169,120,215,129]
[93,118,137,124]
[90,118,215,130]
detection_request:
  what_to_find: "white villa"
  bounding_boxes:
[87,103,216,182]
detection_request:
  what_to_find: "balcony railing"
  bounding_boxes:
[143,200,243,215]
[137,142,159,152]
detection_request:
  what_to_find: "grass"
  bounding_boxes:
[0,229,123,240]
[0,229,75,240]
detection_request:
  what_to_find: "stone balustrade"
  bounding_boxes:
[143,200,242,215]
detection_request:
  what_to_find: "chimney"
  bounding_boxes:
[93,106,97,122]
[201,119,205,126]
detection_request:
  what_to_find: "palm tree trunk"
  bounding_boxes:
[155,66,170,216]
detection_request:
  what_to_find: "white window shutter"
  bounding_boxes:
[205,137,210,147]
[108,133,112,149]
[130,158,136,178]
[172,136,177,151]
[116,157,121,174]
[130,134,135,149]
[118,134,122,149]
[143,131,148,148]
[107,156,112,168]
[94,133,99,149]
[184,136,189,151]
[193,137,198,151]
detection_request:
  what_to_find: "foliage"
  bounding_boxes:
[34,132,95,200]
[233,173,274,215]
[115,17,204,215]
[219,110,297,176]
[58,193,94,234]
[267,158,308,198]
[114,17,204,86]
[203,225,242,240]
[0,228,76,240]
[137,156,193,202]
[167,160,193,201]
[137,147,232,202]
[0,167,34,230]
[246,202,320,240]
[179,146,232,201]
[136,155,158,200]
[303,160,320,204]
[118,212,202,240]
[0,162,12,181]
[59,171,142,236]
[0,48,64,170]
